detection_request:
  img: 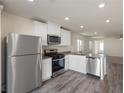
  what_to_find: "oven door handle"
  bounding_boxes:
[52,58,65,61]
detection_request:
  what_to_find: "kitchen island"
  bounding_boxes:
[61,52,106,80]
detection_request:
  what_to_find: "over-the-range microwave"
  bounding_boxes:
[47,34,61,45]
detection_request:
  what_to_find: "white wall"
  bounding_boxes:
[104,38,123,57]
[1,12,34,38]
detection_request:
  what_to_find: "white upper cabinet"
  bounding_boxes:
[33,21,71,46]
[47,21,61,36]
[60,29,71,46]
[33,21,47,46]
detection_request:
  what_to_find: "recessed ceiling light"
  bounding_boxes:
[120,35,123,40]
[106,19,110,23]
[65,17,69,21]
[120,38,122,40]
[28,0,34,2]
[94,32,97,35]
[80,25,84,28]
[98,3,105,8]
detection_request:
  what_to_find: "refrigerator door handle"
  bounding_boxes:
[35,58,38,87]
[39,56,42,73]
[36,55,42,87]
[39,56,42,81]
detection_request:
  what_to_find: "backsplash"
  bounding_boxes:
[42,46,72,54]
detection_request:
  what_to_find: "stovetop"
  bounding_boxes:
[45,53,64,59]
[44,49,65,59]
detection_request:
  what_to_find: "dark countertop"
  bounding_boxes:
[59,51,87,56]
[59,51,105,58]
[43,51,105,59]
[42,56,52,60]
[86,54,105,58]
[58,51,72,55]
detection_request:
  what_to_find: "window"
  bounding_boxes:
[77,39,83,52]
[89,41,93,52]
[89,40,104,54]
[100,41,104,51]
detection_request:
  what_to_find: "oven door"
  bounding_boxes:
[52,58,65,73]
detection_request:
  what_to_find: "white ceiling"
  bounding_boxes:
[0,0,123,37]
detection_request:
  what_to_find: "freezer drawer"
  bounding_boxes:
[87,58,100,77]
[7,55,42,93]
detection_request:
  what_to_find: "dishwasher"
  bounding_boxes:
[87,57,101,77]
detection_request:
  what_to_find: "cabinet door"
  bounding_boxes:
[33,21,47,46]
[82,56,87,74]
[69,55,77,71]
[60,29,66,45]
[47,21,60,36]
[60,29,71,46]
[55,23,61,36]
[66,31,71,45]
[65,55,69,70]
[42,58,52,81]
[69,55,86,73]
[47,21,55,35]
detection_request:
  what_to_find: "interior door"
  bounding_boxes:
[7,54,42,93]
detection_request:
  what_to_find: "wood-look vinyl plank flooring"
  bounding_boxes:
[32,70,108,93]
[32,61,122,93]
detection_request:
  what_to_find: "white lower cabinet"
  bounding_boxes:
[69,55,87,74]
[42,58,52,82]
[64,55,69,70]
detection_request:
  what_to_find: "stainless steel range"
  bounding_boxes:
[44,49,65,77]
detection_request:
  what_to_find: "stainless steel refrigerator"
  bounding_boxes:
[7,33,42,93]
